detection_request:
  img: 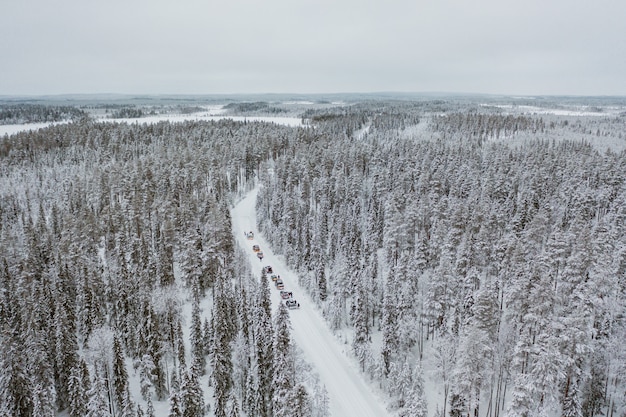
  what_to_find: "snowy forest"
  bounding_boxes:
[0,96,625,417]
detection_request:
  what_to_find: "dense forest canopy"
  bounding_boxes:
[0,97,625,417]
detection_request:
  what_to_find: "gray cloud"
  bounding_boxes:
[1,0,625,95]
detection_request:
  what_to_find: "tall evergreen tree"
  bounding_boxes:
[112,334,130,413]
[68,358,90,417]
[255,273,275,417]
[272,302,296,417]
[181,368,204,417]
[190,297,206,376]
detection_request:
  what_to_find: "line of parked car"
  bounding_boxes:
[247,231,300,309]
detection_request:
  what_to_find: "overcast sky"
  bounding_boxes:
[1,0,625,96]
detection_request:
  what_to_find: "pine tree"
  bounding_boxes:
[562,379,582,417]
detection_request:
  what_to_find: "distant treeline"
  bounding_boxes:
[0,104,86,125]
[224,101,286,114]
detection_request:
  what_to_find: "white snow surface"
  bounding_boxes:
[0,121,68,136]
[232,186,392,417]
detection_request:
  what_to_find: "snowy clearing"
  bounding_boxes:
[232,186,392,417]
[0,121,68,136]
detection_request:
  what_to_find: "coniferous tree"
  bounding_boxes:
[317,265,328,302]
[255,273,274,417]
[292,384,313,417]
[381,269,399,376]
[181,368,204,417]
[352,280,370,372]
[211,277,235,417]
[399,363,427,417]
[168,373,183,417]
[227,392,241,417]
[190,297,206,376]
[272,302,296,417]
[86,367,111,417]
[0,331,32,417]
[146,396,156,417]
[67,358,90,417]
[112,334,130,413]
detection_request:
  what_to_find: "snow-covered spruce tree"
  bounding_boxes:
[0,327,33,416]
[67,357,90,417]
[381,267,399,376]
[86,366,111,417]
[176,320,186,370]
[272,302,297,417]
[227,391,241,417]
[167,372,182,417]
[399,363,427,417]
[190,295,206,376]
[54,270,79,412]
[210,276,236,417]
[181,368,204,417]
[137,354,155,401]
[138,299,167,400]
[352,279,371,372]
[255,271,275,417]
[317,263,328,302]
[112,333,131,413]
[292,384,313,417]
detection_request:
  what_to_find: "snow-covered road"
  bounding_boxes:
[232,187,391,417]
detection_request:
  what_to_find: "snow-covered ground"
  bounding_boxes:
[0,121,69,136]
[232,186,392,417]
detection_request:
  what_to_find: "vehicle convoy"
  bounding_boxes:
[247,231,254,240]
[257,251,264,260]
[280,290,293,299]
[286,299,300,309]
[271,274,278,282]
[252,244,260,252]
[275,278,284,290]
[263,265,273,274]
